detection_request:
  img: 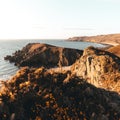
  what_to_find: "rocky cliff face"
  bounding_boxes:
[0,67,120,120]
[72,46,120,89]
[4,43,83,68]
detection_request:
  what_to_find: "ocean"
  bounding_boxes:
[0,39,105,80]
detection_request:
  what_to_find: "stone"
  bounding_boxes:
[72,46,120,91]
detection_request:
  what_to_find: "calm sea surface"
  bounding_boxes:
[0,39,105,80]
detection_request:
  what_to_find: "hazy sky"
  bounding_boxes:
[0,0,120,39]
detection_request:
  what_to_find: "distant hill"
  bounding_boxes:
[68,33,120,46]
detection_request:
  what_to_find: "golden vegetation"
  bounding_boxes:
[0,67,120,119]
[107,45,120,57]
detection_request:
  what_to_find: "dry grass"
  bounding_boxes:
[107,45,120,57]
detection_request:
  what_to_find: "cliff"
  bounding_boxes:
[72,46,120,93]
[4,43,83,68]
[68,33,120,45]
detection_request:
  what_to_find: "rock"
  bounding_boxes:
[71,46,120,91]
[4,43,83,68]
[0,67,120,119]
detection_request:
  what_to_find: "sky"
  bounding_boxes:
[0,0,120,39]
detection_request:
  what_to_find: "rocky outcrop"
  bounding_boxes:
[72,46,120,91]
[4,43,83,68]
[0,67,120,120]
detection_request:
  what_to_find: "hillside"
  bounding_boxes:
[1,43,120,119]
[107,45,120,57]
[68,33,120,46]
[0,67,120,119]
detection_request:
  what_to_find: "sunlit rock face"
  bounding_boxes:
[72,46,120,87]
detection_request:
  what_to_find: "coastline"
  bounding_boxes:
[68,33,120,47]
[99,41,119,46]
[0,42,120,119]
[91,41,115,50]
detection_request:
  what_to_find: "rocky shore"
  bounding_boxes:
[1,43,120,120]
